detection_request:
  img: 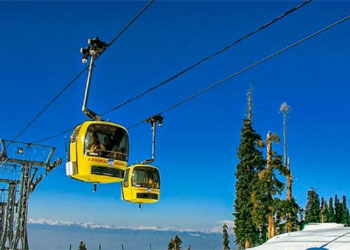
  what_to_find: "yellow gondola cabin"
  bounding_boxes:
[66,121,129,183]
[122,164,160,204]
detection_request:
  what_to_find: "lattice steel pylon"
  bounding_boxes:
[0,198,6,237]
[0,139,61,250]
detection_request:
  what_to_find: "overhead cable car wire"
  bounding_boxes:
[34,15,350,144]
[107,0,154,48]
[12,0,154,142]
[33,0,312,143]
[12,67,88,142]
[126,16,350,130]
[100,0,312,117]
[32,127,76,144]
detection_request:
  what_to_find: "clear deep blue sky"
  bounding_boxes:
[1,1,350,230]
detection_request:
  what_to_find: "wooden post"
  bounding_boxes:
[245,239,251,249]
[266,131,275,239]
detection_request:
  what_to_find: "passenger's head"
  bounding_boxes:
[91,133,98,143]
[113,129,124,145]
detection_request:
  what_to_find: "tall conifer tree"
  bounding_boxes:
[328,197,335,222]
[234,88,264,249]
[173,235,182,250]
[335,195,342,223]
[168,239,174,250]
[320,198,328,223]
[222,224,230,250]
[305,189,321,223]
[251,132,288,240]
[78,241,87,250]
[341,195,350,226]
[275,198,301,233]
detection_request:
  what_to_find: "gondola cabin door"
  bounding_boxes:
[66,121,129,183]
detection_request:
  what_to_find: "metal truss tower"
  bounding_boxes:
[0,139,61,250]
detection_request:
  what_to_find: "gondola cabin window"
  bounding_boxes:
[84,124,128,161]
[124,169,130,187]
[132,167,160,189]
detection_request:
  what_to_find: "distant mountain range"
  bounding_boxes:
[28,218,236,250]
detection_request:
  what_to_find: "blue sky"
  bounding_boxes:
[1,1,350,230]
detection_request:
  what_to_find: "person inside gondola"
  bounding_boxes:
[108,130,126,159]
[88,132,105,155]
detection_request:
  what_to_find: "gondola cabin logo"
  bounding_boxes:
[87,158,107,164]
[87,157,125,167]
[108,159,114,167]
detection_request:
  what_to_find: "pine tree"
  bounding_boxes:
[223,224,230,250]
[305,189,321,223]
[320,198,328,223]
[335,195,342,223]
[234,118,265,248]
[78,241,87,250]
[168,238,174,250]
[341,195,349,226]
[251,132,289,240]
[328,197,335,222]
[173,235,182,250]
[275,198,301,233]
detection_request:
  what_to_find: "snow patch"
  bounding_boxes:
[250,223,350,250]
[303,223,344,231]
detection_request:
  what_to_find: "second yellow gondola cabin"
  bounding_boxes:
[122,164,160,204]
[66,121,129,183]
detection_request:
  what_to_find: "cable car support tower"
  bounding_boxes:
[0,139,61,250]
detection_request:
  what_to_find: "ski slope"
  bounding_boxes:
[250,223,350,250]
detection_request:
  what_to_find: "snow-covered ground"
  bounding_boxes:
[251,223,350,250]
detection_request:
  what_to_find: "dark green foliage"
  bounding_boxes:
[173,235,182,250]
[251,139,288,240]
[320,198,328,223]
[341,195,350,226]
[234,119,265,248]
[168,239,174,250]
[335,195,342,223]
[298,208,306,229]
[223,224,230,250]
[78,241,87,250]
[275,198,302,233]
[305,189,320,223]
[168,235,182,250]
[328,197,335,222]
